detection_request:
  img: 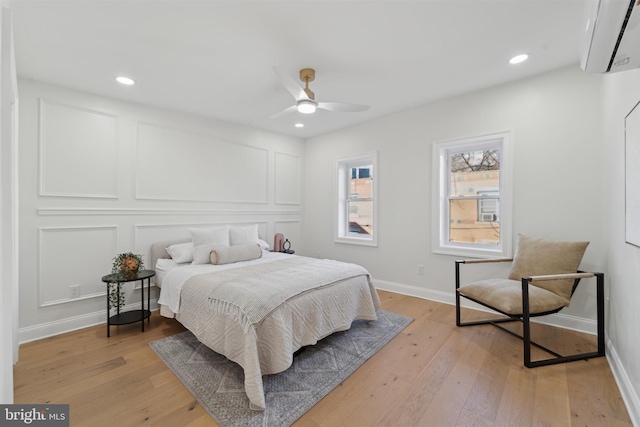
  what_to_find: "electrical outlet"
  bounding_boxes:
[417,264,425,275]
[69,284,80,298]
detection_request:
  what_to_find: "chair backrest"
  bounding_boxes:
[508,234,589,302]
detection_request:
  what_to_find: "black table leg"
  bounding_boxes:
[141,278,145,333]
[147,277,151,325]
[107,283,110,338]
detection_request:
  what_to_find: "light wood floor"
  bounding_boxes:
[14,290,632,427]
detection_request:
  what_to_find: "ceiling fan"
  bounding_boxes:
[271,67,370,119]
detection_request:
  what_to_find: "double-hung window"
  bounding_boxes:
[335,152,377,246]
[432,132,512,257]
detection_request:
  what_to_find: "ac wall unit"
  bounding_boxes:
[580,0,640,74]
[480,213,496,222]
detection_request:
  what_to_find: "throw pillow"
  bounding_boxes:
[210,243,262,265]
[165,242,194,264]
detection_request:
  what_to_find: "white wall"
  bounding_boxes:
[602,68,640,426]
[18,80,304,342]
[0,3,18,404]
[303,65,605,332]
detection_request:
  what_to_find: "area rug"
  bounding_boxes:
[149,310,412,427]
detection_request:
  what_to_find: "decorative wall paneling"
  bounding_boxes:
[275,152,301,205]
[39,100,118,198]
[19,81,304,343]
[135,122,269,203]
[37,208,300,216]
[38,226,118,307]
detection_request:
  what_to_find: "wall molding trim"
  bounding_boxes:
[18,299,158,344]
[135,121,269,204]
[38,98,119,199]
[274,151,301,205]
[607,340,640,427]
[39,291,104,308]
[373,279,598,335]
[38,225,119,308]
[38,207,301,216]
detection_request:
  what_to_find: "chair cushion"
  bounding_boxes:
[508,234,589,301]
[458,278,570,315]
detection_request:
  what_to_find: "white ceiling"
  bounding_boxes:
[9,0,585,138]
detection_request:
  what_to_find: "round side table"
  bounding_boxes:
[101,269,155,337]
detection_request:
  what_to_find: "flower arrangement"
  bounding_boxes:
[108,252,145,310]
[112,252,144,278]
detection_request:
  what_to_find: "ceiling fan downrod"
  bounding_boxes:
[299,68,315,100]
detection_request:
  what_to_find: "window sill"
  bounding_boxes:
[432,244,509,259]
[334,236,378,247]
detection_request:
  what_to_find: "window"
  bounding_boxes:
[432,132,512,257]
[335,152,377,246]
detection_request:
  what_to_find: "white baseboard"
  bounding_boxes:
[18,299,158,344]
[373,279,597,335]
[607,340,640,427]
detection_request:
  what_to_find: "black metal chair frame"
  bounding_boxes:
[455,259,605,368]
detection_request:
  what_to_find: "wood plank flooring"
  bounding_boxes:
[13,290,632,426]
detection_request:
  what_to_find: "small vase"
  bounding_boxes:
[120,257,139,279]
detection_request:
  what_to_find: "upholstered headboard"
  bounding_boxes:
[150,238,190,272]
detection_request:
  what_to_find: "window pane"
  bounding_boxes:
[348,200,373,236]
[349,164,373,199]
[449,199,500,245]
[450,150,500,197]
[337,153,377,246]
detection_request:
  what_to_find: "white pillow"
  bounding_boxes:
[190,226,230,264]
[165,242,194,264]
[257,238,269,250]
[230,224,259,246]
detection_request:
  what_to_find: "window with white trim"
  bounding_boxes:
[432,132,512,257]
[335,152,377,246]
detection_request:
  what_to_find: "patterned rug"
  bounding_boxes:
[149,310,412,427]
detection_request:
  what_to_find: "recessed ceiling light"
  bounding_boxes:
[294,123,304,128]
[509,54,529,65]
[116,76,135,85]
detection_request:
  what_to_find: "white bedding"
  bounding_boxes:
[154,258,179,288]
[156,251,380,411]
[157,250,291,314]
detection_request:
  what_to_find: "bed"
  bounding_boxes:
[151,234,380,411]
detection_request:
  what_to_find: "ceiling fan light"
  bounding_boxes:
[297,100,316,114]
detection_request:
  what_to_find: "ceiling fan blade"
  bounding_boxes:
[270,105,298,119]
[316,102,370,113]
[272,67,309,102]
